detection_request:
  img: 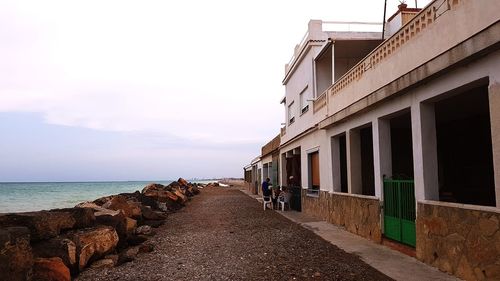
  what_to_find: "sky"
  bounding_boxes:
[0,0,430,181]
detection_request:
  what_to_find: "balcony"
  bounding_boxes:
[313,0,489,121]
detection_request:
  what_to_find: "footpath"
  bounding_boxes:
[239,188,460,281]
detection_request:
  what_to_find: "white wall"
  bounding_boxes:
[321,50,500,202]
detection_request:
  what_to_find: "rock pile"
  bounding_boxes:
[0,178,204,281]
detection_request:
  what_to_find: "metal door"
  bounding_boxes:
[383,179,416,247]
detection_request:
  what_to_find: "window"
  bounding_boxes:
[288,101,295,125]
[300,86,309,114]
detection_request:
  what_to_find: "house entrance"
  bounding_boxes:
[285,148,302,211]
[383,111,416,247]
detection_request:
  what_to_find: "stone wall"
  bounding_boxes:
[301,190,382,242]
[416,201,500,281]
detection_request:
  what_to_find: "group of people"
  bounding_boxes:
[262,177,290,209]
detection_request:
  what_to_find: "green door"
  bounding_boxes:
[383,179,416,247]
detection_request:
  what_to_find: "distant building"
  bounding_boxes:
[245,0,500,280]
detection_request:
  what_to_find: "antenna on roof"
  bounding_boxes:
[382,0,387,40]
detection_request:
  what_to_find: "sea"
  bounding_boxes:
[0,180,216,213]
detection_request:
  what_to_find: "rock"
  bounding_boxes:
[143,220,165,228]
[102,195,142,219]
[0,211,76,241]
[75,201,104,210]
[104,254,119,265]
[478,217,499,237]
[118,246,140,264]
[138,243,154,253]
[66,226,119,271]
[32,257,70,281]
[135,225,152,236]
[32,238,77,273]
[167,181,181,189]
[141,206,167,221]
[0,227,33,281]
[94,210,128,249]
[191,186,200,195]
[173,188,188,204]
[133,192,159,210]
[126,234,148,246]
[141,183,165,194]
[50,207,96,229]
[90,258,115,269]
[178,178,189,186]
[156,190,179,203]
[125,217,137,235]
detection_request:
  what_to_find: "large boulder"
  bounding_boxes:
[101,195,142,219]
[0,211,76,241]
[50,207,96,229]
[141,183,165,194]
[121,191,159,210]
[141,206,167,221]
[0,226,33,281]
[94,210,128,249]
[173,188,188,204]
[191,185,200,195]
[32,238,77,274]
[66,226,119,271]
[178,178,189,186]
[32,257,70,281]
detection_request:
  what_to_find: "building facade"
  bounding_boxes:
[246,0,500,280]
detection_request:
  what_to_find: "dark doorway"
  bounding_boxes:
[360,126,375,196]
[339,134,348,193]
[285,149,302,211]
[390,112,414,179]
[435,85,495,207]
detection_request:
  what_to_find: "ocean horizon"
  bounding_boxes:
[0,179,218,213]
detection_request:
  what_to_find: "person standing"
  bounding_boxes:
[262,177,271,197]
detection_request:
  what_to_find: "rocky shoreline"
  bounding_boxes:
[0,178,215,281]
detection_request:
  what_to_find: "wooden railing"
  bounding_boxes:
[313,0,463,113]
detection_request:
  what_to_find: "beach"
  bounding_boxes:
[76,184,391,281]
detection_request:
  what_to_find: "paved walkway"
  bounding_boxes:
[239,188,460,281]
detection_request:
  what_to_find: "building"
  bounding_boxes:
[246,0,500,280]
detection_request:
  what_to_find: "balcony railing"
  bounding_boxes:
[280,126,286,137]
[322,21,382,33]
[313,0,464,115]
[313,92,327,113]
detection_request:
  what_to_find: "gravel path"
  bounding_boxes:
[76,186,393,281]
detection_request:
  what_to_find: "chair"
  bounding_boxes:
[278,192,291,211]
[263,196,273,210]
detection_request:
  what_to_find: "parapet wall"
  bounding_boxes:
[301,190,382,242]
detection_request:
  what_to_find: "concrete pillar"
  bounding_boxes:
[373,118,392,199]
[347,129,362,194]
[488,82,500,207]
[411,102,439,201]
[331,136,342,192]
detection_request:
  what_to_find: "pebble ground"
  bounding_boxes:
[76,186,393,281]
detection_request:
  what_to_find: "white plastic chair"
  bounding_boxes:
[263,196,273,210]
[278,192,291,211]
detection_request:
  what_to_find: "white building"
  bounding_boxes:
[249,1,500,280]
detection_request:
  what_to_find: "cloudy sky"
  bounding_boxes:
[0,0,430,181]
